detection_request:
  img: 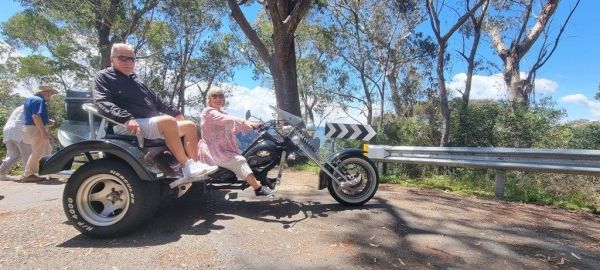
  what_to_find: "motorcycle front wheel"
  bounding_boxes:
[327,154,378,206]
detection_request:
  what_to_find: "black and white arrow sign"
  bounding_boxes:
[325,123,376,141]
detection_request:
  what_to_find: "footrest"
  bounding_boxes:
[169,175,209,189]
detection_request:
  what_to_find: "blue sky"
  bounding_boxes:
[1,1,599,122]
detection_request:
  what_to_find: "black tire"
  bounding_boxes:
[63,159,160,238]
[327,155,379,206]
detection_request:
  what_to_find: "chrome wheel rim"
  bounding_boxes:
[333,158,375,202]
[76,174,130,226]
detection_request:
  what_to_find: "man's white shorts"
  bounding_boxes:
[113,117,163,140]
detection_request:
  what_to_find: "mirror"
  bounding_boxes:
[245,110,251,120]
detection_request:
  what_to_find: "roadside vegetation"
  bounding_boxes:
[292,98,600,214]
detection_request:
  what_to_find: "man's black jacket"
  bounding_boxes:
[93,67,181,124]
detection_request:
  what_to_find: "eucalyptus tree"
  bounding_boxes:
[227,0,311,117]
[144,0,229,113]
[1,11,88,91]
[425,0,487,146]
[16,0,160,69]
[294,20,336,126]
[455,0,490,145]
[322,0,431,126]
[487,0,580,107]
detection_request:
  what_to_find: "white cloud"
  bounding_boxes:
[561,94,600,117]
[446,72,559,100]
[226,85,277,120]
[185,83,277,121]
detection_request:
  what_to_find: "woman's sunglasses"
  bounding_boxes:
[211,94,225,99]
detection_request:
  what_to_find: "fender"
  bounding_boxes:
[39,140,161,181]
[318,148,376,190]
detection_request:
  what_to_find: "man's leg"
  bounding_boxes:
[0,140,20,175]
[176,120,199,161]
[17,141,32,167]
[152,116,190,165]
[23,127,48,176]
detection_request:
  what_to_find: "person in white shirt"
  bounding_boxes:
[0,105,32,181]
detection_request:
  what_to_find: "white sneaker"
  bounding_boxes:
[182,160,219,178]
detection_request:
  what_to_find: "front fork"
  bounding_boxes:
[273,151,287,186]
[293,144,355,187]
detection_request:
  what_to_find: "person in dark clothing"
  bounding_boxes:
[93,43,217,179]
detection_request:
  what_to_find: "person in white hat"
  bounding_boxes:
[20,85,59,183]
[0,105,32,181]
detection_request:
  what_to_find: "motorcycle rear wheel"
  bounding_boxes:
[63,159,160,238]
[327,154,378,206]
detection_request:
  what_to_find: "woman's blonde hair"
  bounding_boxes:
[206,88,225,107]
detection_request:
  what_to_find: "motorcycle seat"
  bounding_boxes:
[103,133,166,147]
[82,103,165,148]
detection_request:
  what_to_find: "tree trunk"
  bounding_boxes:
[389,72,402,117]
[227,0,309,118]
[436,42,450,146]
[503,53,529,106]
[95,0,119,69]
[271,35,302,117]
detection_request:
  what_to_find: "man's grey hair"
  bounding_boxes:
[111,43,134,56]
[206,88,225,107]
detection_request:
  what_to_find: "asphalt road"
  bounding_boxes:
[0,170,599,269]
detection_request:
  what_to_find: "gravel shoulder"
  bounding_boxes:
[0,170,598,269]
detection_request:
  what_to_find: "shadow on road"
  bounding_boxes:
[58,186,393,247]
[57,184,600,269]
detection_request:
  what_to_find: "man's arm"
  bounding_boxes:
[31,114,50,140]
[93,73,134,124]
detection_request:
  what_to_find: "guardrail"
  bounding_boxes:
[367,145,600,197]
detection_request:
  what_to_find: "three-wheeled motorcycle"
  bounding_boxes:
[39,90,379,238]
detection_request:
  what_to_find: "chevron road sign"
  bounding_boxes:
[324,123,376,141]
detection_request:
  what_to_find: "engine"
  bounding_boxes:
[245,140,278,168]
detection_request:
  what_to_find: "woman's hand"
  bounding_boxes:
[246,120,261,129]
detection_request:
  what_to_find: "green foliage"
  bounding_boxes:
[565,122,600,149]
[450,99,502,147]
[494,101,565,148]
[377,114,437,146]
[447,98,566,148]
[290,161,320,174]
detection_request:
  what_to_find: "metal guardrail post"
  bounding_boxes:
[495,170,506,198]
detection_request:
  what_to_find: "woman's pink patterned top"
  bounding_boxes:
[197,106,252,165]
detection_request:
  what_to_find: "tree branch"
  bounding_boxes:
[227,0,272,66]
[517,0,559,54]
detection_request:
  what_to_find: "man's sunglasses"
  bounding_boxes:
[115,55,136,62]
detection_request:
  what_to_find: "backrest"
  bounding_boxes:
[65,90,99,121]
